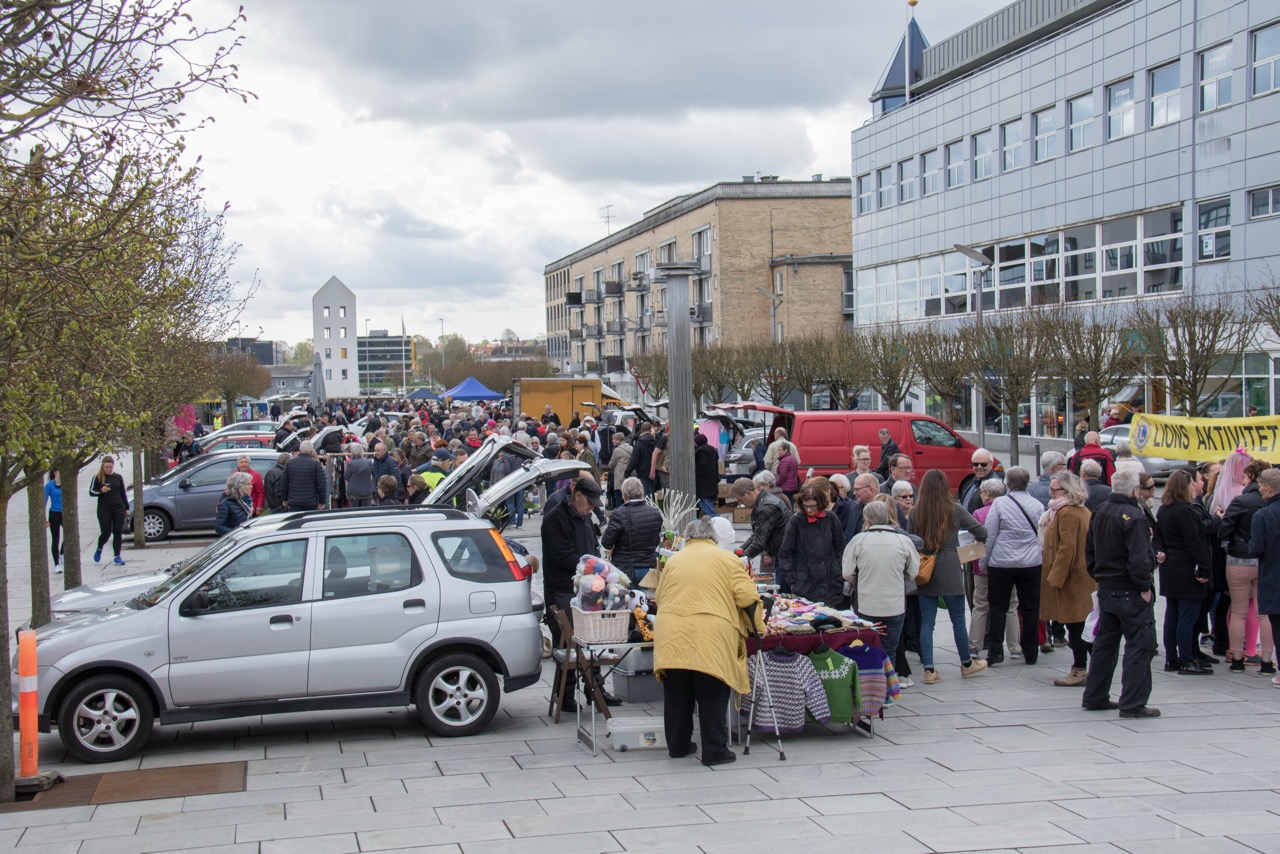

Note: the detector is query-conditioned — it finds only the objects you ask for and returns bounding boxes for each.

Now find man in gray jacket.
[344,444,375,507]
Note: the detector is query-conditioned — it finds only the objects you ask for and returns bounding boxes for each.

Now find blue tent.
[407,387,438,400]
[441,376,502,401]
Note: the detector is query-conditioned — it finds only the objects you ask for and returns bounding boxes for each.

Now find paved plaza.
[5,465,1280,853]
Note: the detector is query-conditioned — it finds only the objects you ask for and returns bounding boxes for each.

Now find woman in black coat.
[693,433,721,517]
[89,455,130,564]
[1156,470,1214,674]
[777,481,846,605]
[214,472,254,536]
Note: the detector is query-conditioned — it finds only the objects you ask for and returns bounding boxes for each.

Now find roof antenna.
[600,204,614,234]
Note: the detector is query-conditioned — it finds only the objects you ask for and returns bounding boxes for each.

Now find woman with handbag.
[1040,471,1096,686]
[983,467,1046,666]
[909,469,988,683]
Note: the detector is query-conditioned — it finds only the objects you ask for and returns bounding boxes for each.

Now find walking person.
[983,467,1045,666]
[1249,468,1280,687]
[45,469,63,573]
[1156,470,1215,675]
[89,455,129,565]
[1221,459,1275,673]
[909,469,988,682]
[1040,471,1096,686]
[1081,470,1160,718]
[694,433,721,517]
[841,500,918,672]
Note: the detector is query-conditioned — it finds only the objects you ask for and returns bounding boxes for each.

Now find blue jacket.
[44,480,62,514]
[214,493,251,535]
[1250,494,1280,614]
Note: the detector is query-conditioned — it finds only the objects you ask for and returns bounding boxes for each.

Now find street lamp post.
[754,287,784,343]
[439,318,445,374]
[363,318,371,395]
[954,243,992,448]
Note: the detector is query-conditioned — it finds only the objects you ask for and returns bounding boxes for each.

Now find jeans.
[986,564,1042,664]
[507,489,526,527]
[1083,589,1157,711]
[662,668,730,760]
[969,574,1019,656]
[697,497,719,517]
[1163,597,1202,663]
[862,612,906,667]
[918,594,972,669]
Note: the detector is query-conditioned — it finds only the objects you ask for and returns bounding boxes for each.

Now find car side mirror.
[178,478,193,489]
[180,589,211,617]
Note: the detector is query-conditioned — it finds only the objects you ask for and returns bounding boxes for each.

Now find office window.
[322,306,330,318]
[1197,198,1231,260]
[856,174,873,214]
[323,327,331,339]
[1107,78,1135,139]
[1251,184,1280,217]
[1033,108,1057,161]
[1069,95,1094,151]
[898,157,918,203]
[339,306,346,318]
[1256,23,1280,95]
[339,327,347,338]
[1150,62,1181,127]
[341,369,348,380]
[325,368,332,380]
[324,348,331,359]
[973,130,995,180]
[340,347,347,359]
[1200,44,1233,111]
[921,149,941,195]
[945,140,966,188]
[877,165,894,208]
[1001,119,1026,171]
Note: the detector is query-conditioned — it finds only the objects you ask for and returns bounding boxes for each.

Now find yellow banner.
[1130,413,1280,464]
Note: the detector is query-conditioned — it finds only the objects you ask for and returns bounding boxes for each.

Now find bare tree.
[746,340,793,406]
[785,336,827,409]
[967,307,1054,465]
[861,321,917,411]
[821,330,868,410]
[721,342,760,403]
[1043,303,1145,427]
[691,345,733,408]
[212,352,271,422]
[1134,289,1249,417]
[1250,268,1280,350]
[631,350,669,401]
[909,320,975,428]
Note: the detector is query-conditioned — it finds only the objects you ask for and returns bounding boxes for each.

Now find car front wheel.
[56,674,156,763]
[142,509,171,542]
[414,653,499,737]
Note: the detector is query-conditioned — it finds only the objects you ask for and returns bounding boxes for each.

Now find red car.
[168,434,276,468]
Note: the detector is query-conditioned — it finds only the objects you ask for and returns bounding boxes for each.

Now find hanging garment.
[746,648,831,734]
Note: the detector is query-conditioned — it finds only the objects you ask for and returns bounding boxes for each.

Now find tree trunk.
[26,475,51,629]
[132,447,146,549]
[59,458,82,590]
[0,491,17,802]
[224,396,237,424]
[1004,406,1022,466]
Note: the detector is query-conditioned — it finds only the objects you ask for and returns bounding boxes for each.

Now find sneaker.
[899,676,914,688]
[1262,662,1277,676]
[93,548,102,563]
[1272,676,1280,688]
[53,564,62,575]
[923,669,942,684]
[1040,642,1055,654]
[113,556,126,566]
[1230,658,1246,673]
[1246,654,1265,667]
[1163,660,1180,672]
[961,659,988,678]
[1119,706,1162,719]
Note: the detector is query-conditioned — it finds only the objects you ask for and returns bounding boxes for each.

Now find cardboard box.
[732,506,753,524]
[606,716,667,751]
[718,481,733,499]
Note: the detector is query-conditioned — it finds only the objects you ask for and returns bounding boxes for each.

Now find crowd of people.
[730,428,1280,718]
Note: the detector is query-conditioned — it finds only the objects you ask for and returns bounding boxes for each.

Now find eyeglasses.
[1049,487,1066,495]
[800,502,820,510]
[972,461,991,468]
[1139,482,1155,490]
[898,494,914,501]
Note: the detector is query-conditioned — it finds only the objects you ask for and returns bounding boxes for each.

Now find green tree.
[289,340,314,366]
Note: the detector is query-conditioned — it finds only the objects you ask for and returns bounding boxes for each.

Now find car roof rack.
[274,505,471,530]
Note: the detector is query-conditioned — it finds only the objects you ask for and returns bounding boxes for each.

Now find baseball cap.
[431,448,453,461]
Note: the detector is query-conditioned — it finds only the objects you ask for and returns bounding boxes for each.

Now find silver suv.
[19,503,548,763]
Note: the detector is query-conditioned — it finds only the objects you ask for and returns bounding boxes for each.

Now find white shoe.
[53,563,62,574]
[899,676,914,688]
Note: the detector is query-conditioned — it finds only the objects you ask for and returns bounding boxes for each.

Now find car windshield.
[133,535,241,607]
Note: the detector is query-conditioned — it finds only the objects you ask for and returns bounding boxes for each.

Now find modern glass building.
[851,0,1280,432]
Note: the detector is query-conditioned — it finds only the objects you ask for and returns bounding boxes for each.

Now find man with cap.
[416,448,455,495]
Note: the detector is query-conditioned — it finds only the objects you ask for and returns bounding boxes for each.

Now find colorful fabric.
[838,643,894,716]
[807,649,857,725]
[746,649,831,734]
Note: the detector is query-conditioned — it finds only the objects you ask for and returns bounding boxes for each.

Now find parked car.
[717,404,994,491]
[426,434,540,509]
[23,504,544,762]
[197,434,276,456]
[724,427,766,478]
[197,421,278,446]
[1066,423,1191,480]
[142,450,280,541]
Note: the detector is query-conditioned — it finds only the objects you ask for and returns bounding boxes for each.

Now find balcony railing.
[605,320,623,334]
[652,310,668,327]
[584,323,602,338]
[604,355,625,373]
[696,253,712,273]
[626,274,649,292]
[585,360,602,374]
[569,326,584,339]
[584,288,600,303]
[692,302,713,324]
[604,280,624,298]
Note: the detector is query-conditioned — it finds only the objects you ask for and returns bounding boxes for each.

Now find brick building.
[544,177,853,398]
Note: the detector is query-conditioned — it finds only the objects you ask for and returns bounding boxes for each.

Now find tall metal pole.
[659,262,699,528]
[439,318,445,373]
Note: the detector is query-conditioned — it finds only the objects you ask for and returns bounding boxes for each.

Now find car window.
[249,458,276,478]
[321,533,421,600]
[188,459,238,487]
[911,419,958,447]
[199,539,308,612]
[432,530,513,583]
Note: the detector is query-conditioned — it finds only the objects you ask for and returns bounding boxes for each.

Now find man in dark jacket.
[625,422,658,496]
[1251,469,1280,676]
[541,477,616,709]
[694,433,721,517]
[282,441,329,511]
[873,428,901,481]
[1080,459,1112,512]
[1082,470,1159,718]
[263,452,290,512]
[370,442,401,498]
[601,476,663,585]
[957,449,1000,513]
[730,476,789,565]
[274,419,296,450]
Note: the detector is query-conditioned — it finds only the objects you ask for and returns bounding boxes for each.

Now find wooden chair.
[547,606,618,723]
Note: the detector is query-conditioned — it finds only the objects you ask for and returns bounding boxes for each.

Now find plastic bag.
[1082,591,1101,643]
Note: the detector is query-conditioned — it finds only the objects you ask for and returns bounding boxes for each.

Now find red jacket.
[247,468,265,514]
[1071,444,1116,486]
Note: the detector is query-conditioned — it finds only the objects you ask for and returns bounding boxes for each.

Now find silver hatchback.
[18,505,545,763]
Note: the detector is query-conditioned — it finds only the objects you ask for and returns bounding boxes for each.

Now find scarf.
[805,511,827,523]
[1044,495,1071,527]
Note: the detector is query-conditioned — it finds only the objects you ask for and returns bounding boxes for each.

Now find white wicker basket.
[572,605,631,645]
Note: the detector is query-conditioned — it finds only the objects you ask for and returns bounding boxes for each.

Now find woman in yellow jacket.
[655,517,764,766]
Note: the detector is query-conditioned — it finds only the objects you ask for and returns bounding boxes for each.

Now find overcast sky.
[190,0,1011,348]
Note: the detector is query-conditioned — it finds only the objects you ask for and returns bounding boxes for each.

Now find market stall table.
[572,638,655,756]
[747,627,881,655]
